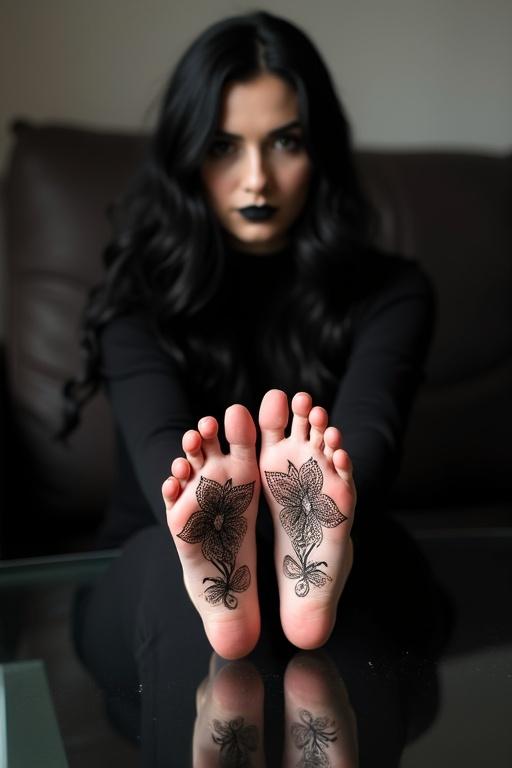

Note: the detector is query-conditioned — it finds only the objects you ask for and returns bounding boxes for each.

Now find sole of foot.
[283,651,358,767]
[259,390,356,650]
[163,404,261,660]
[194,654,265,768]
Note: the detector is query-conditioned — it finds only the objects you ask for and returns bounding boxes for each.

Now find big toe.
[225,404,257,462]
[258,389,289,448]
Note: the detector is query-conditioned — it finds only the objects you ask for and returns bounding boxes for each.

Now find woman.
[66,11,434,665]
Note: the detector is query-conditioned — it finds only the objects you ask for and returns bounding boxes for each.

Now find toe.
[259,389,289,448]
[225,404,257,462]
[290,392,313,441]
[182,429,204,471]
[308,406,328,449]
[333,449,355,488]
[198,416,222,458]
[171,456,191,487]
[162,475,181,508]
[323,426,342,461]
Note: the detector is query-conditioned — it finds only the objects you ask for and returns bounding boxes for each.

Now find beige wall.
[1,0,511,335]
[1,0,511,168]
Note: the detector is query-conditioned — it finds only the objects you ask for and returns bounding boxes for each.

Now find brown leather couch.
[2,121,511,557]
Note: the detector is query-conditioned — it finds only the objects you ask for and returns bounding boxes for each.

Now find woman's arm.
[330,257,435,511]
[99,311,194,524]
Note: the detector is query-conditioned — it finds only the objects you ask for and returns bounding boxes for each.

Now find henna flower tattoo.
[283,551,332,597]
[203,565,251,610]
[265,459,345,549]
[265,459,346,597]
[178,477,254,610]
[178,477,253,563]
[291,709,337,767]
[212,716,258,767]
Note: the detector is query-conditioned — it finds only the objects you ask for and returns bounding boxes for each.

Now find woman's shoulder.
[99,307,154,347]
[342,247,436,336]
[98,308,172,376]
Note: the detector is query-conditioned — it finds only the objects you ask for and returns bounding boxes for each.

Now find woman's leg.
[72,525,212,757]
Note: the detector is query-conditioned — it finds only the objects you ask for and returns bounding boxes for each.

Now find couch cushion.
[356,151,512,505]
[4,122,145,531]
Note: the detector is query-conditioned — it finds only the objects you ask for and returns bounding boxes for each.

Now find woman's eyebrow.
[214,120,302,140]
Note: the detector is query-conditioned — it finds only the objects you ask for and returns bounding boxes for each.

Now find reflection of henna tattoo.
[265,458,346,597]
[212,717,258,767]
[291,709,337,766]
[178,477,254,609]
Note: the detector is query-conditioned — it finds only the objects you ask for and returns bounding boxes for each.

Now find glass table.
[0,514,511,767]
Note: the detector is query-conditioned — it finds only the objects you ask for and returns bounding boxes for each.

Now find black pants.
[72,518,450,766]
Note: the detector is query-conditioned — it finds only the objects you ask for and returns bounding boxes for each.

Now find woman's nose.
[243,147,270,195]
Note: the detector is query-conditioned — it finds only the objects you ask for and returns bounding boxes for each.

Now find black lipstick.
[238,205,277,222]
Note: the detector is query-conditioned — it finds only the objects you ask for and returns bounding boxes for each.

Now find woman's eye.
[274,134,302,151]
[207,139,235,159]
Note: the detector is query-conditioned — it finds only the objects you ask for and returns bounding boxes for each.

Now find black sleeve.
[99,259,433,526]
[329,258,435,511]
[99,311,195,525]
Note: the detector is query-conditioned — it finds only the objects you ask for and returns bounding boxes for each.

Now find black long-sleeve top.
[96,246,434,547]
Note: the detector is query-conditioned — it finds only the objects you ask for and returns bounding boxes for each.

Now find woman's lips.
[238,205,277,222]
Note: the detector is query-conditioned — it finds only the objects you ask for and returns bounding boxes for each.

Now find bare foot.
[259,390,356,650]
[193,654,265,768]
[163,404,260,660]
[283,652,358,767]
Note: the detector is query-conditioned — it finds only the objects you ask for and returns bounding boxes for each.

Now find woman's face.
[201,73,312,254]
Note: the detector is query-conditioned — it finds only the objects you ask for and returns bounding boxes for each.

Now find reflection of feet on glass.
[283,651,358,768]
[193,653,266,767]
[259,390,355,650]
[163,405,261,660]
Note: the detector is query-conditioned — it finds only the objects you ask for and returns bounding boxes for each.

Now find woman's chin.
[225,230,289,255]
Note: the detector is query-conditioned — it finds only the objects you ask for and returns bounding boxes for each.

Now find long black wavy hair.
[61,10,375,436]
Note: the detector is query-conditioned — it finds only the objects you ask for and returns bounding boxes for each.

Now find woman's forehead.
[217,74,300,135]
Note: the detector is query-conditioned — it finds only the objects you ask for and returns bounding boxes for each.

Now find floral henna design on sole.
[265,458,347,597]
[291,709,338,766]
[178,476,254,610]
[211,717,259,766]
